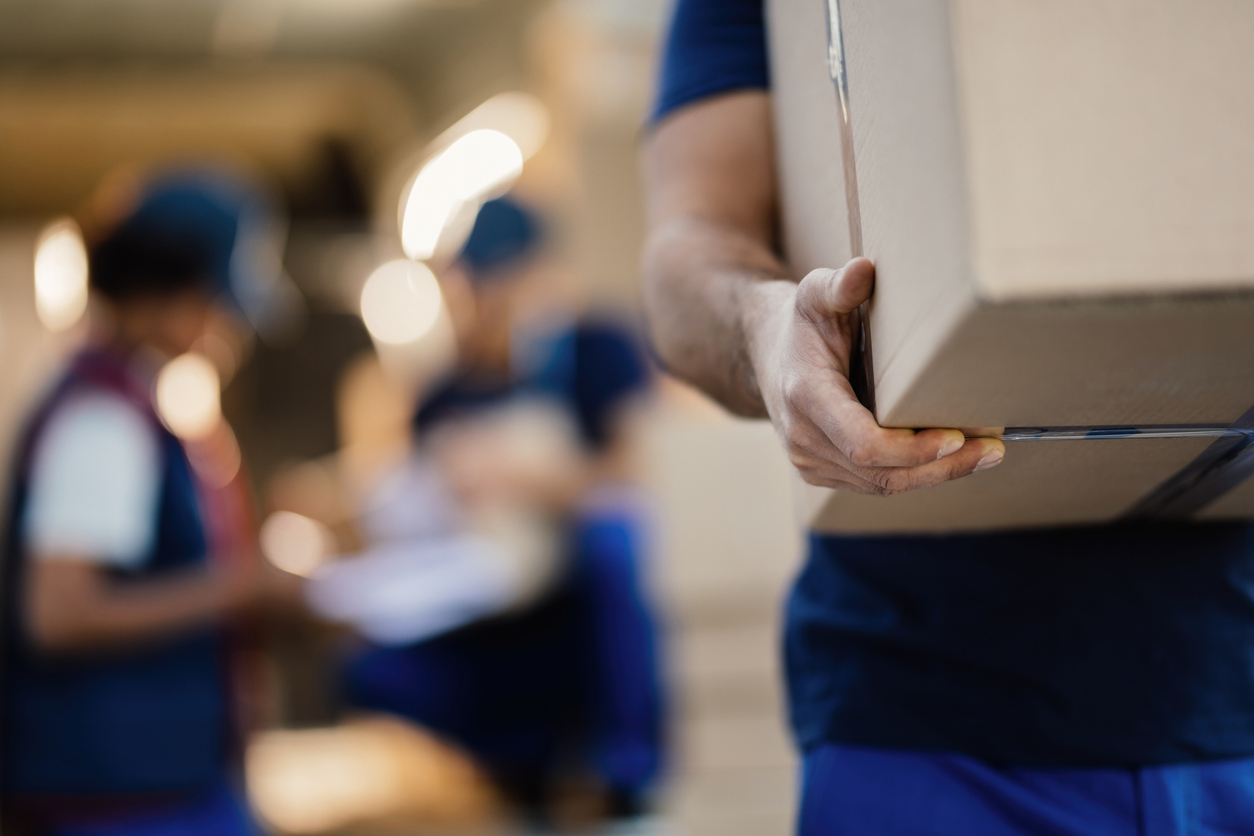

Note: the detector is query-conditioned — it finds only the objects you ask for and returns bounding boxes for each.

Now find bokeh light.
[400,129,523,261]
[359,260,443,345]
[154,352,222,440]
[247,718,499,835]
[33,218,90,333]
[248,724,402,834]
[429,91,550,163]
[260,511,335,577]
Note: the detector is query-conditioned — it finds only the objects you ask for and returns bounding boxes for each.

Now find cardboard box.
[767,0,1254,533]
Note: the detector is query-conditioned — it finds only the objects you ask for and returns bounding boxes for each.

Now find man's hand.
[644,92,1003,497]
[747,258,1003,494]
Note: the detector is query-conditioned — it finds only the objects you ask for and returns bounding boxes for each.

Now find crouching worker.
[1,170,300,836]
[339,197,667,829]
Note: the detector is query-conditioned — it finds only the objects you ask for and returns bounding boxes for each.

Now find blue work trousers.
[801,744,1254,835]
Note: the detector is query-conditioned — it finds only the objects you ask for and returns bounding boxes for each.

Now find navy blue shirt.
[654,0,1254,767]
[416,319,650,453]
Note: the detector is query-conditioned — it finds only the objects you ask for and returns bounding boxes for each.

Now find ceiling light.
[399,129,522,261]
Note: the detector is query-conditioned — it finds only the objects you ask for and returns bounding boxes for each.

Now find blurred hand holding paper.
[305,528,545,646]
[307,400,579,645]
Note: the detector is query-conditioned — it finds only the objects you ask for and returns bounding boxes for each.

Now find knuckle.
[880,473,910,496]
[799,267,839,292]
[851,474,897,497]
[780,374,808,411]
[798,469,827,487]
[794,270,835,313]
[845,440,879,469]
[781,425,811,457]
[869,468,915,497]
[786,438,821,468]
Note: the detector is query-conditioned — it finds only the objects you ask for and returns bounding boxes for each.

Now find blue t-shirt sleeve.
[651,0,769,124]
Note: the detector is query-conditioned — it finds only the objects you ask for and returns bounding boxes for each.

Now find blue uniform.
[1,348,253,835]
[653,2,1254,831]
[346,320,665,813]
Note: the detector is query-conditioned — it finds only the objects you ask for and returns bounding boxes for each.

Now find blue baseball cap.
[89,167,299,339]
[456,195,545,283]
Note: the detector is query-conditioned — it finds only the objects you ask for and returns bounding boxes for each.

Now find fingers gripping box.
[768,0,1254,533]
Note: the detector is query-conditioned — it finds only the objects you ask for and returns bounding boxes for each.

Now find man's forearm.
[643,215,795,418]
[27,559,253,653]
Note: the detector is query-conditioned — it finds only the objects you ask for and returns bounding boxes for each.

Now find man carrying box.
[643,0,1254,833]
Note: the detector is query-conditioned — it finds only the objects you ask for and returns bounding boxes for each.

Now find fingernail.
[936,438,964,459]
[974,451,1004,472]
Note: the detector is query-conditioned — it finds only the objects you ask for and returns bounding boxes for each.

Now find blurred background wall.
[0,1,803,832]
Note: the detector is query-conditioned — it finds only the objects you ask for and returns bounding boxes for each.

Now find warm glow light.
[429,92,550,163]
[155,353,222,440]
[400,130,523,261]
[34,219,89,332]
[260,511,335,577]
[360,260,444,345]
[248,725,403,834]
[247,718,499,835]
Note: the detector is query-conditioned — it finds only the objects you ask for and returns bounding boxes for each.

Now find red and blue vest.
[2,347,230,801]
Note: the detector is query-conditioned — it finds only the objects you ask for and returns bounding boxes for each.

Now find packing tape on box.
[1125,412,1254,519]
[825,0,862,259]
[1000,425,1248,442]
[825,0,877,416]
[823,0,1254,519]
[1001,415,1254,518]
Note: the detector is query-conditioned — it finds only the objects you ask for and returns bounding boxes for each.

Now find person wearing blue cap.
[343,196,668,830]
[1,169,301,836]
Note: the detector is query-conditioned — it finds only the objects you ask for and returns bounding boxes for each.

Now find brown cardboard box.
[768,0,1254,533]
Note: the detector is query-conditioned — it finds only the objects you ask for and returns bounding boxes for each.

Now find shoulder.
[35,390,159,466]
[25,390,165,567]
[653,0,769,124]
[30,389,164,511]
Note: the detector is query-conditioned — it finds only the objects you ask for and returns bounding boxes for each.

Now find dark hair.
[86,172,244,302]
[88,220,216,301]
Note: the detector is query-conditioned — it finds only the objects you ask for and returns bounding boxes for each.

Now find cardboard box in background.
[767,0,1254,533]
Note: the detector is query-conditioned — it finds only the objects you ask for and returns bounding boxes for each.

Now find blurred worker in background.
[1,169,301,836]
[331,197,668,831]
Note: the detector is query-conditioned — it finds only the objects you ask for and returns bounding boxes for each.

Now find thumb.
[797,257,875,319]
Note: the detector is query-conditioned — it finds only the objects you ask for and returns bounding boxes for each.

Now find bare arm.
[26,556,299,654]
[642,92,1003,494]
